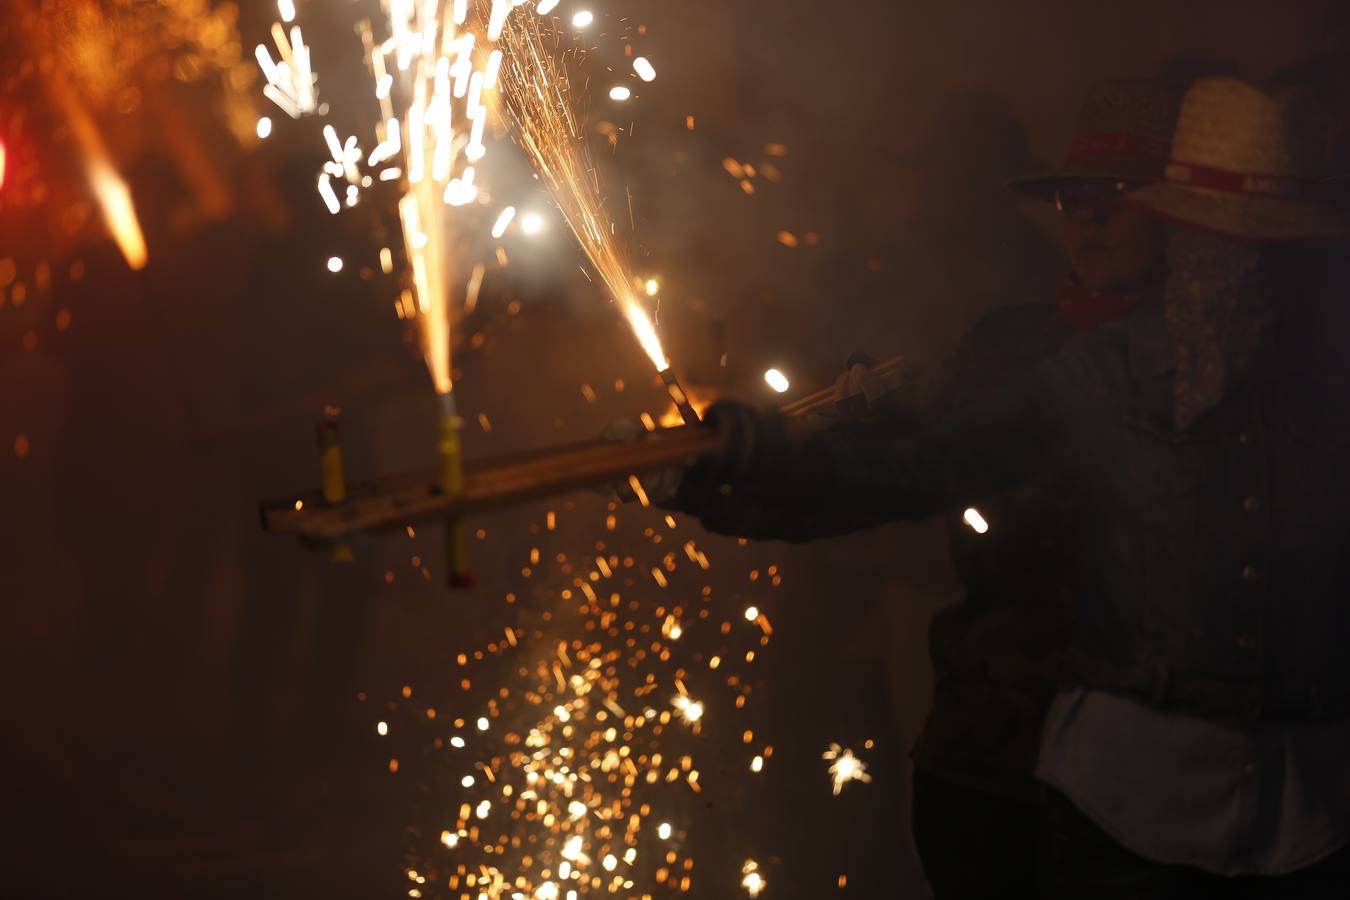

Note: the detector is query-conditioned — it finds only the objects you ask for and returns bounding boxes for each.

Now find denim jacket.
[685,301,1350,726]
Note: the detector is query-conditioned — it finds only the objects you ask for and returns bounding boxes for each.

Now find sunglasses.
[1053,179,1149,215]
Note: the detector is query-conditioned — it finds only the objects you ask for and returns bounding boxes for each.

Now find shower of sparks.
[379,499,782,897]
[495,11,671,372]
[823,744,872,795]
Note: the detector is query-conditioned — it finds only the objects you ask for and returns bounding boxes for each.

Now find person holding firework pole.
[835,79,1181,900]
[670,76,1350,898]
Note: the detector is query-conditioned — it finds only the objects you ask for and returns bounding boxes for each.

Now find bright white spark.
[277,0,296,22]
[256,25,317,118]
[823,743,873,795]
[326,256,344,273]
[537,0,560,14]
[377,720,388,736]
[742,860,766,898]
[963,507,990,534]
[460,775,475,788]
[657,822,672,840]
[644,278,659,296]
[673,695,704,724]
[256,116,273,139]
[521,213,544,235]
[477,716,490,731]
[608,85,632,102]
[317,173,340,214]
[572,10,594,27]
[561,835,586,862]
[492,206,517,238]
[633,57,656,82]
[744,606,760,622]
[764,368,790,393]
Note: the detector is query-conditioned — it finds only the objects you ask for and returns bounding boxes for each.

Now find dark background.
[2,1,1346,896]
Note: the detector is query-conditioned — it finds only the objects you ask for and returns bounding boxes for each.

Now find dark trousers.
[912,768,1042,900]
[1040,787,1350,900]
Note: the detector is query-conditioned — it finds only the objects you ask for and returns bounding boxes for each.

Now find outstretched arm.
[674,363,1061,541]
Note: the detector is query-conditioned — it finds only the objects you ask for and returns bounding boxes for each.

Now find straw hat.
[1007,79,1183,200]
[1123,76,1350,240]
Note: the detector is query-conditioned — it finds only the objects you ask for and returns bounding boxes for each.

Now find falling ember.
[763,369,790,393]
[572,10,594,28]
[742,860,766,897]
[823,744,873,795]
[256,116,273,139]
[326,256,344,273]
[963,507,990,534]
[608,85,632,101]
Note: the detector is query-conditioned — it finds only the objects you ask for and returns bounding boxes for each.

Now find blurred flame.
[87,154,148,271]
[657,385,715,428]
[624,303,669,371]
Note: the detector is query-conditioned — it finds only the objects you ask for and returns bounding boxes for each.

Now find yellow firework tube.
[438,392,473,589]
[315,418,354,562]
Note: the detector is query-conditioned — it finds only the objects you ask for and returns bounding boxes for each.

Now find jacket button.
[1241,565,1261,582]
[1242,496,1261,513]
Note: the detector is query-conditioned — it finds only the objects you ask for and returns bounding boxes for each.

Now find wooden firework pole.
[438,390,474,589]
[263,356,908,558]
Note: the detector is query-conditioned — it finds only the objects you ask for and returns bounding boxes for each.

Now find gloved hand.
[601,417,685,506]
[696,401,790,484]
[830,351,919,426]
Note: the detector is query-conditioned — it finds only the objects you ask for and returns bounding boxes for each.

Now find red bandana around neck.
[1056,277,1143,332]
